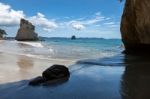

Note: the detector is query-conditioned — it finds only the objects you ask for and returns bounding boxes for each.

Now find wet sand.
[0,48,150,99]
[0,52,74,84]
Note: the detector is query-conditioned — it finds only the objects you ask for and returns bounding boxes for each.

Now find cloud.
[0,2,119,36]
[84,13,106,25]
[67,12,108,31]
[0,3,25,26]
[70,21,85,30]
[0,3,58,32]
[103,22,115,25]
[28,13,58,32]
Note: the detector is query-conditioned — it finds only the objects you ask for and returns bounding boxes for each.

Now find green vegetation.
[0,29,7,39]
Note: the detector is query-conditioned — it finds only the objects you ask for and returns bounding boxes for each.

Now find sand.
[0,52,74,84]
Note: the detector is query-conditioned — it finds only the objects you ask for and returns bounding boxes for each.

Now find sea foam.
[17,41,44,48]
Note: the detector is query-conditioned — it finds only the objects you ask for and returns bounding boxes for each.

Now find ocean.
[0,38,123,61]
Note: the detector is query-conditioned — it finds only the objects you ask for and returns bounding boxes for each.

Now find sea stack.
[71,35,76,40]
[121,0,150,54]
[15,19,38,41]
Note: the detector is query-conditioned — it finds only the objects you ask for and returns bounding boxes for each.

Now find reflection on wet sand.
[0,54,150,99]
[121,55,150,99]
[17,56,34,70]
[17,56,34,79]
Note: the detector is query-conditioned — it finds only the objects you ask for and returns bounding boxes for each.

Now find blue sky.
[0,0,125,38]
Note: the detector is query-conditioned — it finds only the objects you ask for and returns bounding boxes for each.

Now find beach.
[0,52,74,84]
[0,52,124,99]
[0,39,150,99]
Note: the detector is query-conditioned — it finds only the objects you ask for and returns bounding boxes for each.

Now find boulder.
[42,64,70,80]
[29,64,70,86]
[121,0,150,54]
[15,19,38,41]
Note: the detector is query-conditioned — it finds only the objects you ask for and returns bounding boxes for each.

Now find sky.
[0,0,125,38]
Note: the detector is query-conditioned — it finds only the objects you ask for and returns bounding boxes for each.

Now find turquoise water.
[0,38,123,60]
[43,38,123,60]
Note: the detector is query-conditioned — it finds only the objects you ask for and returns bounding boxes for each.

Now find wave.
[76,54,125,66]
[15,41,44,48]
[0,39,122,62]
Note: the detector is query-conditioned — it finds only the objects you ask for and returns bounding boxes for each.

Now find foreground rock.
[15,19,38,41]
[29,64,70,86]
[121,0,150,54]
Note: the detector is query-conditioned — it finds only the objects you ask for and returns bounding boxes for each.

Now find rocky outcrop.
[15,19,38,41]
[0,29,6,39]
[71,35,76,40]
[29,64,70,86]
[121,0,150,54]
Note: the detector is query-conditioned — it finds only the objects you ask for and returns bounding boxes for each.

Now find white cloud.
[0,3,58,32]
[67,12,108,31]
[0,2,120,37]
[70,21,85,30]
[104,22,115,25]
[28,13,58,32]
[84,12,106,25]
[0,3,25,26]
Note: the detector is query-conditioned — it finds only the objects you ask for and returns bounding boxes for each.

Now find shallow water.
[0,38,122,60]
[0,54,150,99]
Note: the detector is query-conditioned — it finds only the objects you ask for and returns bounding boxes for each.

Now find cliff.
[15,19,38,41]
[121,0,150,54]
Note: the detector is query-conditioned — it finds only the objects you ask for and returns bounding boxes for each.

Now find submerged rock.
[29,64,70,86]
[15,19,38,41]
[121,0,150,54]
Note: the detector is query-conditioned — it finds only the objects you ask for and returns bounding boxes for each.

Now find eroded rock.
[121,0,150,54]
[15,19,38,41]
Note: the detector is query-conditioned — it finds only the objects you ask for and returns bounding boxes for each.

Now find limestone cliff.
[15,19,38,41]
[121,0,150,54]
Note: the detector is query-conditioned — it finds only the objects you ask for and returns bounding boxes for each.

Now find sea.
[0,37,123,61]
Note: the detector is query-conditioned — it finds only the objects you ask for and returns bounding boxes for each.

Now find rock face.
[121,0,150,54]
[29,64,70,86]
[15,19,38,41]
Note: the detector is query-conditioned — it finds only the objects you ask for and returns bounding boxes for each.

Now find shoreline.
[0,52,75,84]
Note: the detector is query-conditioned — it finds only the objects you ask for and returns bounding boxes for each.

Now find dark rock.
[121,0,150,54]
[42,76,69,86]
[29,64,70,86]
[71,35,76,40]
[42,64,70,80]
[29,76,46,86]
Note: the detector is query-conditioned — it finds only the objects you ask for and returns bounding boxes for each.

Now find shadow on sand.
[0,54,150,99]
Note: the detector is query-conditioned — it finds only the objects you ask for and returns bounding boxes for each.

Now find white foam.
[17,41,44,48]
[49,48,54,52]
